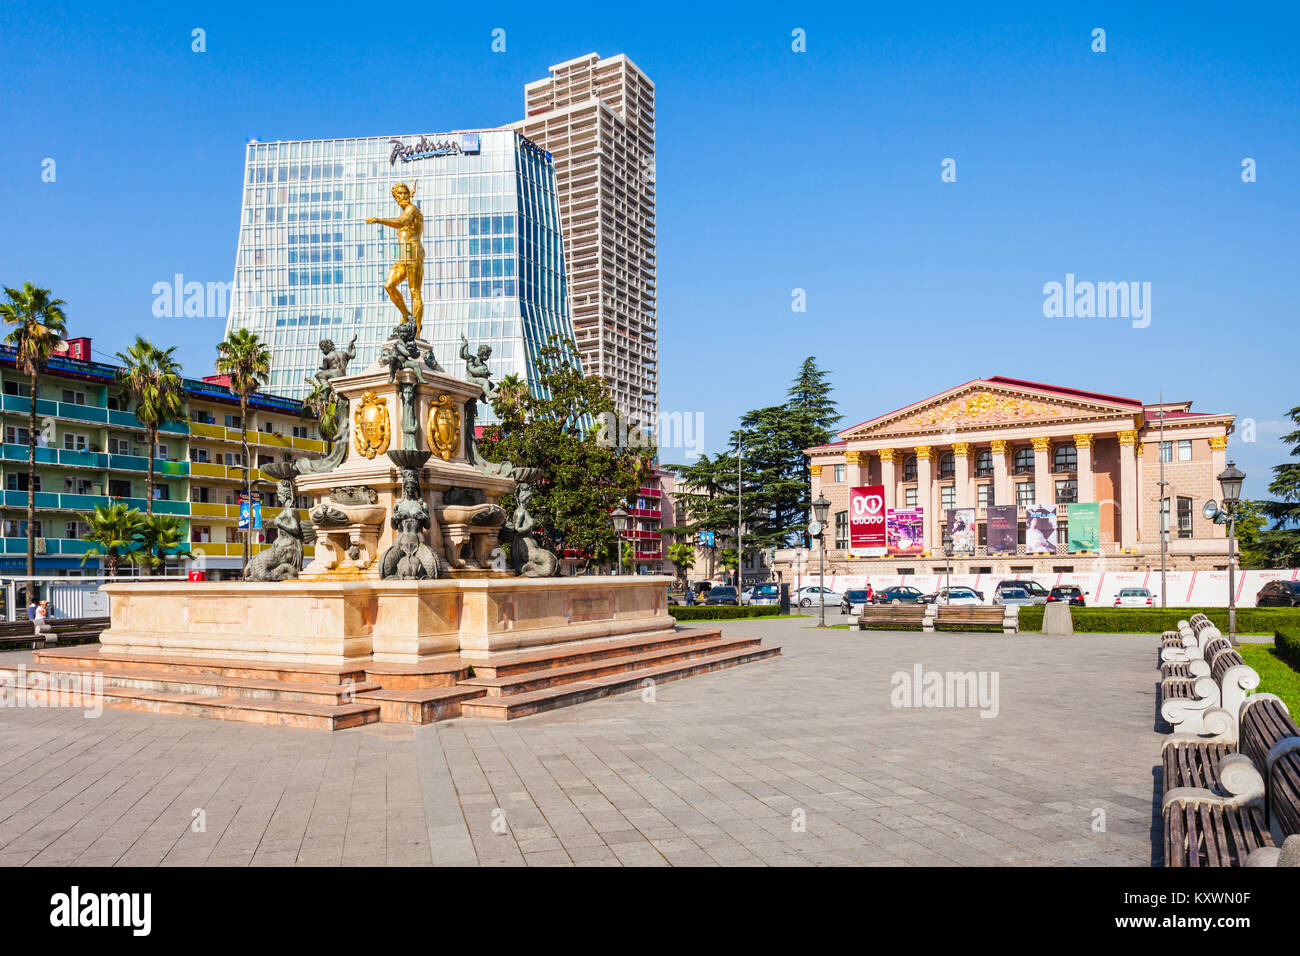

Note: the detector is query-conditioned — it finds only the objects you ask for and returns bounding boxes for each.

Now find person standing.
[34,599,52,642]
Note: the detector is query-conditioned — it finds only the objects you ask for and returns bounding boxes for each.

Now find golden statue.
[366,181,425,337]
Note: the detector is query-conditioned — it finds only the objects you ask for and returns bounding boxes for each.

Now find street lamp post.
[812,493,830,628]
[611,505,630,577]
[1217,461,1245,645]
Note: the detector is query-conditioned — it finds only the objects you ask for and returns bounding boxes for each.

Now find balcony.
[0,489,189,517]
[189,421,324,454]
[1,536,94,556]
[0,394,186,433]
[1,443,190,476]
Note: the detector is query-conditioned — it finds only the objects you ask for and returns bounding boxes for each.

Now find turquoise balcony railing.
[0,489,189,517]
[1,394,187,434]
[1,443,189,476]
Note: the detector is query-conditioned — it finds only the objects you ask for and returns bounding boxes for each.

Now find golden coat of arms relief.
[904,391,1067,430]
[353,391,391,459]
[426,394,461,462]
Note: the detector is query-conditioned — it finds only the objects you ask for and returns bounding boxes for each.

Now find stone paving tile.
[0,618,1164,866]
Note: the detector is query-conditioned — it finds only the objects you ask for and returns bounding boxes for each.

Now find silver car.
[993,587,1036,607]
[795,585,843,608]
[743,583,782,606]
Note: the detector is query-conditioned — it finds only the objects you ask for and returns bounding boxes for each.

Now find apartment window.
[977,483,993,509]
[904,487,918,508]
[975,449,994,477]
[64,477,92,495]
[258,454,274,467]
[3,381,31,397]
[1013,447,1035,475]
[190,447,210,463]
[63,432,89,451]
[937,453,955,480]
[193,486,213,503]
[1015,482,1036,506]
[223,452,245,467]
[902,455,918,482]
[6,473,42,492]
[153,485,170,501]
[262,421,275,433]
[834,511,848,549]
[225,414,242,429]
[108,437,131,455]
[1177,496,1193,538]
[65,520,88,539]
[5,426,31,445]
[833,464,845,483]
[226,527,240,543]
[108,479,131,498]
[191,526,211,543]
[106,394,124,411]
[1055,479,1078,503]
[292,425,308,439]
[61,389,87,405]
[1053,444,1077,473]
[940,485,956,511]
[154,443,169,460]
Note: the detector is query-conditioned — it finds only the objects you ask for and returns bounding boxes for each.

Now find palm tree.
[115,336,186,516]
[80,502,145,578]
[135,513,192,576]
[300,377,339,449]
[0,283,68,580]
[668,540,696,589]
[214,329,271,571]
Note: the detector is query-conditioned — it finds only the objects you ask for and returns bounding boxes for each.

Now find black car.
[705,586,739,606]
[993,579,1050,605]
[876,585,926,605]
[1048,585,1086,607]
[1257,580,1300,607]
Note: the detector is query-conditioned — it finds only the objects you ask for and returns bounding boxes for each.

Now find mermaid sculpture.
[243,478,309,581]
[379,461,441,580]
[503,482,558,578]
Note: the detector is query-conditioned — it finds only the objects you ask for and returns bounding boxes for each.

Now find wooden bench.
[0,616,110,651]
[925,604,1018,634]
[856,605,928,630]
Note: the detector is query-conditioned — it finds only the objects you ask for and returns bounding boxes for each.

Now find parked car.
[930,586,983,606]
[876,585,926,605]
[1256,580,1300,607]
[705,586,739,606]
[794,585,843,608]
[1048,585,1086,607]
[1114,587,1154,607]
[993,580,1050,605]
[840,589,872,615]
[993,587,1036,607]
[744,582,782,606]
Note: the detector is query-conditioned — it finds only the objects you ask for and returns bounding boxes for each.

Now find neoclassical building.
[796,377,1236,576]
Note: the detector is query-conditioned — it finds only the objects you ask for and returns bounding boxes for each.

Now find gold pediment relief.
[865,389,1091,437]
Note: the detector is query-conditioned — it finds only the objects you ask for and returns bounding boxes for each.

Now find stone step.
[470,626,723,679]
[32,644,369,686]
[363,656,469,690]
[19,683,380,731]
[460,636,764,697]
[355,686,487,724]
[459,645,782,720]
[2,662,381,706]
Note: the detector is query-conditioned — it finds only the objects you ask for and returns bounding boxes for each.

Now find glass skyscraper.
[225,129,576,405]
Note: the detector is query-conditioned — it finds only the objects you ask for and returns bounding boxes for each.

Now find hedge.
[1275,626,1300,670]
[668,605,783,621]
[1017,606,1300,635]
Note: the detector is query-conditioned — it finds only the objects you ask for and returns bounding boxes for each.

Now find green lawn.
[1240,642,1300,717]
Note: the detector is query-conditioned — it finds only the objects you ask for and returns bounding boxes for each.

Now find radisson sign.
[389,132,481,165]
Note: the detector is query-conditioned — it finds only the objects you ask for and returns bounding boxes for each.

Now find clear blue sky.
[2,1,1297,497]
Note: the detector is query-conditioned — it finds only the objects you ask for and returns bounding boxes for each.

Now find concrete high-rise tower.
[513,52,658,429]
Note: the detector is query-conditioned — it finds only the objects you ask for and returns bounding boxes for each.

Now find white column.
[879,449,897,511]
[1074,433,1094,503]
[915,446,934,554]
[991,440,1010,507]
[1118,430,1138,550]
[1032,436,1051,503]
[953,442,973,509]
[847,450,865,487]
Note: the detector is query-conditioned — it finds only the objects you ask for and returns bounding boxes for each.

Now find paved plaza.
[0,617,1164,866]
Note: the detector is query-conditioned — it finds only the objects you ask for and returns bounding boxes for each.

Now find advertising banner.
[849,485,887,556]
[945,508,976,555]
[1067,501,1102,553]
[1025,504,1057,554]
[986,505,1018,554]
[237,492,262,532]
[886,507,925,555]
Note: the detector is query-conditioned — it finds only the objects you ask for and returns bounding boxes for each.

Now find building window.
[155,443,169,460]
[1013,447,1034,475]
[1053,444,1077,473]
[902,455,918,482]
[153,485,170,501]
[938,453,955,479]
[192,526,211,543]
[5,425,31,446]
[977,483,993,509]
[1177,496,1193,538]
[190,447,210,463]
[65,477,92,495]
[975,449,993,477]
[225,414,242,429]
[904,487,918,508]
[1055,478,1078,503]
[63,432,89,451]
[940,485,956,512]
[833,464,845,484]
[1178,440,1192,461]
[4,381,32,398]
[108,479,131,497]
[109,437,131,455]
[61,388,87,405]
[834,511,848,549]
[1015,482,1036,506]
[6,473,41,492]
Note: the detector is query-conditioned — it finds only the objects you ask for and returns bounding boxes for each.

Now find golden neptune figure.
[366,181,425,337]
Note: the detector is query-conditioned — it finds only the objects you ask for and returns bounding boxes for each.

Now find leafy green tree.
[300,378,340,448]
[135,514,193,575]
[667,540,695,588]
[115,336,186,516]
[80,502,146,577]
[1240,405,1300,567]
[481,335,646,571]
[1,283,68,579]
[215,329,271,571]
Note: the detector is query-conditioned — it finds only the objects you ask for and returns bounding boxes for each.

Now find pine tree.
[1243,405,1300,566]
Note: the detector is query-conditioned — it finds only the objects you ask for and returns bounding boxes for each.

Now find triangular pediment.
[841,380,1140,440]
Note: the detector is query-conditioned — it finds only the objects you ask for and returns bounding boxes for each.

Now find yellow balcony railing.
[187,421,325,455]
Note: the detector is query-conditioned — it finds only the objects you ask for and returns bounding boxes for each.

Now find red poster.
[849,485,887,556]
